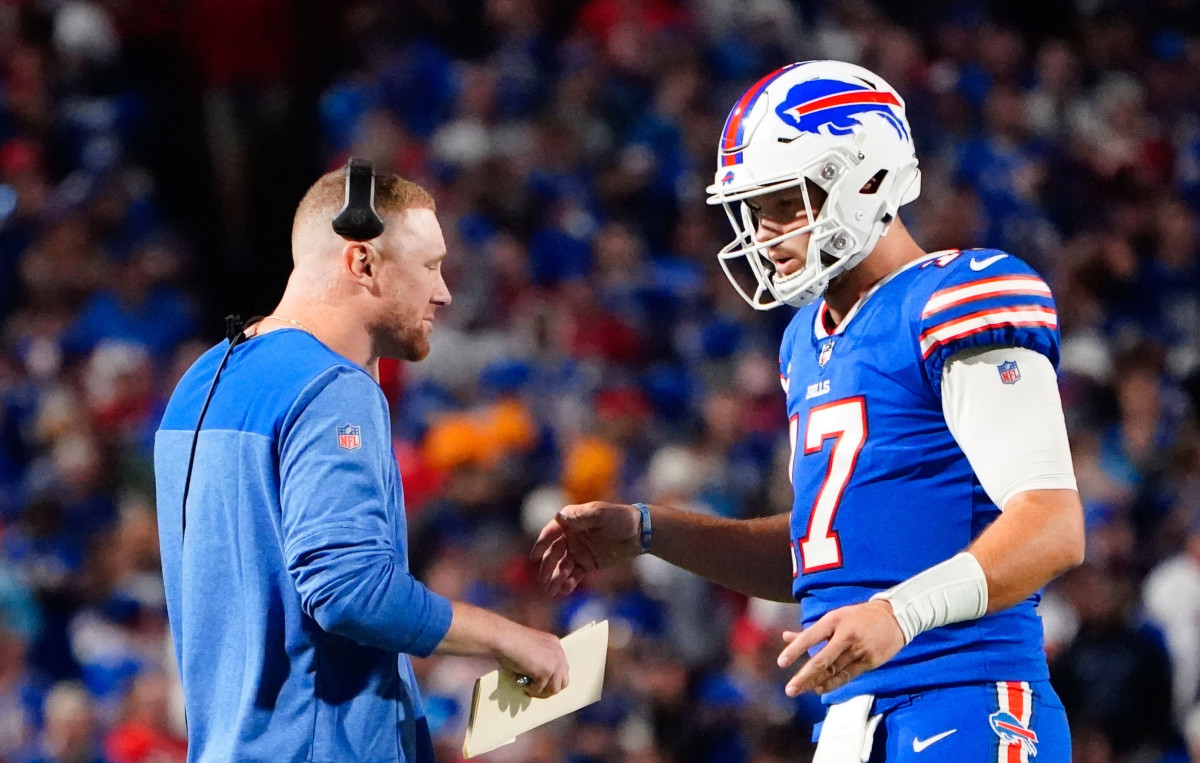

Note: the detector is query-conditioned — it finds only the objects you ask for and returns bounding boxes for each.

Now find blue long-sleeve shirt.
[154,329,453,763]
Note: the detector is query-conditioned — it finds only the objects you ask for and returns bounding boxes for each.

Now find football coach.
[154,162,568,762]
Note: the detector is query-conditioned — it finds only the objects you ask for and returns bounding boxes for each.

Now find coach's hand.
[494,623,570,699]
[531,502,642,596]
[776,599,905,696]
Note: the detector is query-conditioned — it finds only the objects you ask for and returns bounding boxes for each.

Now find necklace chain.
[260,315,314,335]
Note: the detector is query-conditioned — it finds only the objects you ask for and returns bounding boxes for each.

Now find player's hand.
[493,624,570,699]
[531,501,642,596]
[776,599,905,696]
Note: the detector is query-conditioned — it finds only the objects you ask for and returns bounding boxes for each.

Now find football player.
[533,60,1083,762]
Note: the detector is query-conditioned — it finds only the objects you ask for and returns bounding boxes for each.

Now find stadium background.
[1,0,1199,761]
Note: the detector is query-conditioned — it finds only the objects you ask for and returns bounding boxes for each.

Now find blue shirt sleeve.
[278,366,452,656]
[916,251,1061,396]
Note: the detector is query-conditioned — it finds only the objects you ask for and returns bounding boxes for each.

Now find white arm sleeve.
[941,346,1077,509]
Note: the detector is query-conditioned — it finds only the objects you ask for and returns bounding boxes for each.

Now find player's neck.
[824,221,926,326]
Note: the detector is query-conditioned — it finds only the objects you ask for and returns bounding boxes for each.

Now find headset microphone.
[331,158,385,241]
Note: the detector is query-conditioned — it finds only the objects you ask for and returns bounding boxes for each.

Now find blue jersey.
[155,329,452,763]
[780,249,1060,704]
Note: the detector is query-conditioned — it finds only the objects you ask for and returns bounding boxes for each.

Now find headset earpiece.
[332,158,385,241]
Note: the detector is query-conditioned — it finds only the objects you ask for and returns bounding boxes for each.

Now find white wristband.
[870,552,989,644]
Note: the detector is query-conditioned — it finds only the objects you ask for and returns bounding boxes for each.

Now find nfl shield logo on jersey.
[818,340,835,367]
[337,424,361,451]
[997,360,1021,384]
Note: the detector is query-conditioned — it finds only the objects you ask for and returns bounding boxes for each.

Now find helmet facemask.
[706,61,922,311]
[715,136,919,310]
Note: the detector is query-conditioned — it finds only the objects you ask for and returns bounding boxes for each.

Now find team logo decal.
[775,79,908,140]
[721,170,735,185]
[989,711,1038,757]
[818,340,835,367]
[997,360,1021,385]
[337,424,362,451]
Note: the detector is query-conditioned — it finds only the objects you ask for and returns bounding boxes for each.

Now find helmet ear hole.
[860,169,888,195]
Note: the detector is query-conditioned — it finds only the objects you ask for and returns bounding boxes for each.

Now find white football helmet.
[706,60,922,310]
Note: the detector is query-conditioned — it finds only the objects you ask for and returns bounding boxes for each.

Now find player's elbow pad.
[871,552,989,644]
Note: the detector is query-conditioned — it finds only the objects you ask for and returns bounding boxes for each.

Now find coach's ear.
[344,241,379,286]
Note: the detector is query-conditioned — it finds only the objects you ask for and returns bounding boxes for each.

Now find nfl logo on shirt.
[337,423,361,450]
[997,360,1021,385]
[818,340,835,367]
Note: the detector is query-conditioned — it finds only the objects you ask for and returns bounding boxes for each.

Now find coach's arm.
[281,369,569,697]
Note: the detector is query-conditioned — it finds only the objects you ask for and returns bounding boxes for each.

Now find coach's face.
[371,207,451,362]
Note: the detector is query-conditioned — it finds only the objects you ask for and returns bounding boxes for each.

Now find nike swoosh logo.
[913,729,957,752]
[969,254,1008,271]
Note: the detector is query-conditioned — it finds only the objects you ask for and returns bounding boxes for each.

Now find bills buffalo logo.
[337,424,361,451]
[997,360,1021,384]
[775,79,909,141]
[989,711,1038,756]
[721,170,735,185]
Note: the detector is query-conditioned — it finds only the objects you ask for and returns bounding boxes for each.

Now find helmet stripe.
[780,90,902,120]
[720,63,801,166]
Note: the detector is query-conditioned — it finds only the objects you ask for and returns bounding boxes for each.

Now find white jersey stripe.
[1018,681,1032,763]
[923,277,1052,318]
[996,682,1009,763]
[920,307,1058,357]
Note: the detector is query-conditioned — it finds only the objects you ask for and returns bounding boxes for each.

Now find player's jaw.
[750,184,825,281]
[754,218,811,280]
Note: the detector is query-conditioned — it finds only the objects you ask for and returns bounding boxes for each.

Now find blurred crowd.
[1,0,1199,761]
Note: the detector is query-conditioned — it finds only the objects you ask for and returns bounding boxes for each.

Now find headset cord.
[180,315,260,539]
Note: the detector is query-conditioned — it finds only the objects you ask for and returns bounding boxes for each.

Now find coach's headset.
[180,159,384,537]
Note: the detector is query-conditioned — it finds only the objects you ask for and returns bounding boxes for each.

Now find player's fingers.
[811,663,857,695]
[556,565,586,596]
[535,533,560,573]
[531,522,564,563]
[777,616,836,669]
[555,504,606,530]
[565,533,602,573]
[549,554,580,597]
[785,634,850,697]
[568,563,587,585]
[548,547,574,588]
[536,535,567,585]
[809,647,867,693]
